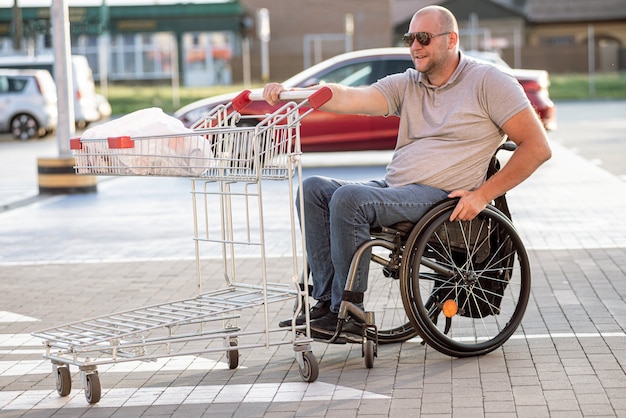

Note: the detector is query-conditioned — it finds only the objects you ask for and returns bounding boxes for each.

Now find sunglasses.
[402,31,451,47]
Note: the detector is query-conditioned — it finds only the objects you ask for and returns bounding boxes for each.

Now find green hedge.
[548,73,626,100]
[102,84,262,115]
[102,73,626,115]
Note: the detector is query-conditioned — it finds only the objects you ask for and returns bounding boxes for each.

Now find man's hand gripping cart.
[31,87,333,404]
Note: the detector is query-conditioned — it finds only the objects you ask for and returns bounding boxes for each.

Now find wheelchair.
[318,142,531,366]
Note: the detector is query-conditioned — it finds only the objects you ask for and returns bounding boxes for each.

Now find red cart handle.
[232,86,333,112]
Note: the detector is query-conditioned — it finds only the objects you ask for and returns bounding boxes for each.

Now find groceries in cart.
[69,100,301,179]
[73,107,214,176]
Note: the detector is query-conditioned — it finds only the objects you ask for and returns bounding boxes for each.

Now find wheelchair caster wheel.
[363,339,376,369]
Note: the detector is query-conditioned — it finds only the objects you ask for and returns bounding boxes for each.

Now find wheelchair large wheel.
[400,200,531,357]
[363,241,418,344]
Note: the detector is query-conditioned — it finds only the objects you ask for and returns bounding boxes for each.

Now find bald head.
[412,5,459,34]
[406,5,460,86]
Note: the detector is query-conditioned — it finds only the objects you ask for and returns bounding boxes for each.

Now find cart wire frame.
[32,87,333,403]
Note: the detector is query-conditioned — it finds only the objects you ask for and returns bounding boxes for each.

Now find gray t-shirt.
[373,52,530,191]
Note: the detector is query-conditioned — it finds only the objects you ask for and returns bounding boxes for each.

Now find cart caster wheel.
[227,340,239,370]
[363,340,376,369]
[84,372,101,404]
[299,351,319,382]
[55,365,71,397]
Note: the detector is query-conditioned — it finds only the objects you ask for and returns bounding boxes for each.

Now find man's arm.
[262,82,389,116]
[448,107,552,221]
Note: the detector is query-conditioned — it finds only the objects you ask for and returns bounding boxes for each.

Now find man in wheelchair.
[263,5,551,341]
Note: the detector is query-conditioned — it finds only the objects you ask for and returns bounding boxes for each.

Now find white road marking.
[0,311,39,322]
[0,356,235,377]
[0,382,388,410]
[0,333,42,346]
[513,331,626,339]
[406,331,626,343]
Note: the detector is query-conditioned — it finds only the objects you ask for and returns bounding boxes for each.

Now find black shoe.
[279,300,330,327]
[309,311,364,344]
[342,318,366,338]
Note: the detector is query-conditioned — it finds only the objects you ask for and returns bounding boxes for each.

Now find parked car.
[96,93,112,120]
[0,69,58,140]
[0,54,107,128]
[175,48,556,152]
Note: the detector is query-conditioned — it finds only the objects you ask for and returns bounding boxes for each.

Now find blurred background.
[1,0,624,111]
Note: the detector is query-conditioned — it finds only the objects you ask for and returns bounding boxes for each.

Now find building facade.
[394,0,626,72]
[0,1,245,86]
[0,0,393,86]
[1,0,624,88]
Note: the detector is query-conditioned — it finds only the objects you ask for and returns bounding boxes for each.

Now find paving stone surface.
[0,112,625,417]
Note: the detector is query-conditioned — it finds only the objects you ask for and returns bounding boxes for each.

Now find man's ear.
[448,32,459,50]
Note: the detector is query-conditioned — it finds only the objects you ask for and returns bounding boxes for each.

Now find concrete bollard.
[37,157,97,194]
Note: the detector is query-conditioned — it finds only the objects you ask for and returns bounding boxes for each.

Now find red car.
[175,48,556,152]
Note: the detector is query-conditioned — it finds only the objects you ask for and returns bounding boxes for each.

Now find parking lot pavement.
[0,140,625,417]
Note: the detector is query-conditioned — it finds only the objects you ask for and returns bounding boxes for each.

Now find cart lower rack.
[32,283,316,404]
[32,88,333,404]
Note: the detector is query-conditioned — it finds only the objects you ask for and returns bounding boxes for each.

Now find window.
[318,62,374,87]
[0,76,27,94]
[8,77,27,92]
[381,59,413,77]
[0,76,8,93]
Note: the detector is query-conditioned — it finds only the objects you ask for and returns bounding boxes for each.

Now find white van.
[0,54,106,128]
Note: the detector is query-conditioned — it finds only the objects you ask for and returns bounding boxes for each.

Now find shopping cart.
[32,87,333,404]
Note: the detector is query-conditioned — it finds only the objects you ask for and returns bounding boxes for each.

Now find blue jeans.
[296,175,449,313]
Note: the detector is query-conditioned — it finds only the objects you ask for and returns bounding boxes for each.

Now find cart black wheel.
[84,372,101,404]
[363,340,376,369]
[55,365,71,397]
[227,340,239,370]
[299,351,319,382]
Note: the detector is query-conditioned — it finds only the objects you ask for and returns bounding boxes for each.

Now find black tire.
[43,128,55,138]
[84,372,101,404]
[227,339,239,370]
[11,113,39,140]
[363,339,376,369]
[298,351,319,382]
[55,365,71,397]
[400,200,531,357]
[362,240,419,344]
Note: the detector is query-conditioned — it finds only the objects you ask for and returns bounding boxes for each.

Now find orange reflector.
[442,299,458,318]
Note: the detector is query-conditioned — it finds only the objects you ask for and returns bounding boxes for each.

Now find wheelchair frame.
[322,143,531,365]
